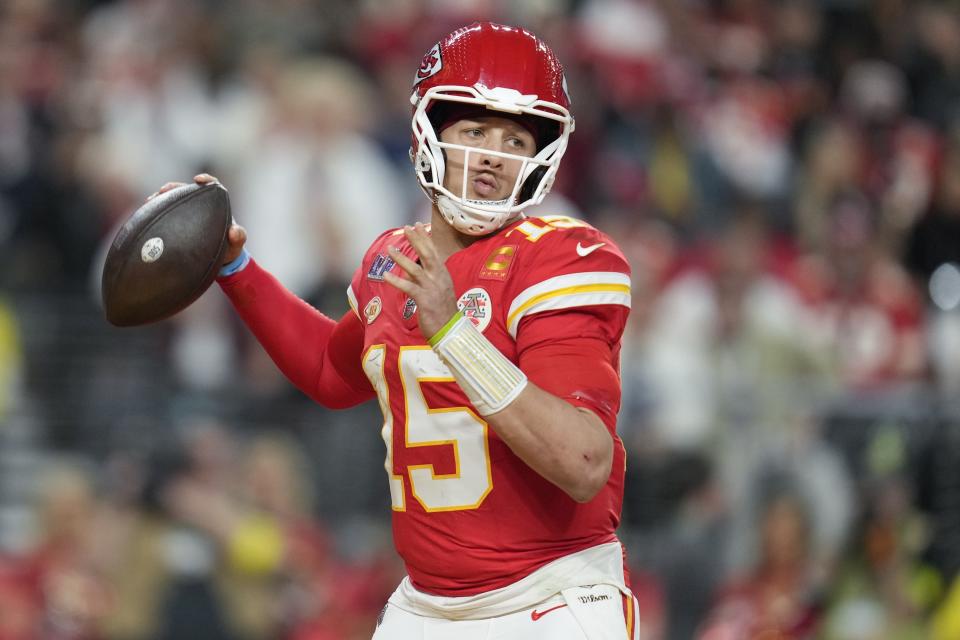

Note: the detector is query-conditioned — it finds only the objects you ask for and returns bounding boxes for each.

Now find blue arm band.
[218,248,250,277]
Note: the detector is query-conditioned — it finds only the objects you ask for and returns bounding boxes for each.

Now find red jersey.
[346,215,632,596]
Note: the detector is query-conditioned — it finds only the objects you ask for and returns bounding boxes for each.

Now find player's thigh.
[490,597,589,639]
[370,601,584,640]
[371,604,422,639]
[372,605,490,640]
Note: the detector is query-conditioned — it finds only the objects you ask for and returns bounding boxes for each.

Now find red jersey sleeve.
[218,259,374,408]
[517,309,627,432]
[508,218,632,431]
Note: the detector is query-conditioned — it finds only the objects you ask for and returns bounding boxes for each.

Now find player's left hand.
[383,223,459,339]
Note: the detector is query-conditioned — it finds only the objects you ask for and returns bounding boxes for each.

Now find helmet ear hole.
[416,150,431,173]
[416,148,446,185]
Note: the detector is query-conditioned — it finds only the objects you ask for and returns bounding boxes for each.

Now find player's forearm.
[486,384,614,503]
[217,260,349,406]
[429,313,614,501]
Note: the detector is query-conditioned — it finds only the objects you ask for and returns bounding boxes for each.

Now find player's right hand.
[147,173,247,265]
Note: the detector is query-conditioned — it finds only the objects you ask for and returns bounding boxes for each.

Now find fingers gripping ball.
[101,182,231,326]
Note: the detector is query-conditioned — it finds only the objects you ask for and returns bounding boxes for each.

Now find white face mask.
[411,84,574,236]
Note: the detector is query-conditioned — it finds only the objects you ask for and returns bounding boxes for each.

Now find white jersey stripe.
[347,284,360,319]
[507,290,631,337]
[506,272,631,337]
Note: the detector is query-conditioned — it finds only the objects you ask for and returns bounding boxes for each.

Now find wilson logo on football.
[414,43,442,85]
[140,237,164,263]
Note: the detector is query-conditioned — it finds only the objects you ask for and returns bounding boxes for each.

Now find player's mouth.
[471,173,500,198]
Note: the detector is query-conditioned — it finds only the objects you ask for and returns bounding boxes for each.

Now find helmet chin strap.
[464,197,510,207]
[435,194,517,236]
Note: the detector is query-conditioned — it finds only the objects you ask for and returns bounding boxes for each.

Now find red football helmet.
[410,22,575,235]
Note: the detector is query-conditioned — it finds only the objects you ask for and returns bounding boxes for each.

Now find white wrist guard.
[429,313,528,416]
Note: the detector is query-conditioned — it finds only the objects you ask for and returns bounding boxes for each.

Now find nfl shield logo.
[402,297,417,320]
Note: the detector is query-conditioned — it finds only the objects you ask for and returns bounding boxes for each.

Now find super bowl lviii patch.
[367,254,395,281]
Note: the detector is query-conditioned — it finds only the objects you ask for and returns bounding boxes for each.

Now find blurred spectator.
[793,119,864,254]
[576,0,671,110]
[12,461,109,640]
[822,476,939,640]
[907,3,960,131]
[624,451,728,640]
[74,420,390,640]
[904,132,960,391]
[696,77,793,206]
[640,206,828,450]
[723,414,856,591]
[791,192,926,387]
[840,60,939,248]
[698,486,825,640]
[0,0,102,293]
[0,553,37,640]
[90,424,239,640]
[229,55,407,297]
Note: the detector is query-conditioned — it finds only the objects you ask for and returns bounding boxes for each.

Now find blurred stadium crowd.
[3,0,960,638]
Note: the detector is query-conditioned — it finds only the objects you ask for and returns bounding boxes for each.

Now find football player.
[156,22,636,640]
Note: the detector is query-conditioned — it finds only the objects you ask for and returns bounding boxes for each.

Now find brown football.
[101,182,231,327]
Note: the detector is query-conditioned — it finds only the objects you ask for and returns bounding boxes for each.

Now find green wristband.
[428,311,464,347]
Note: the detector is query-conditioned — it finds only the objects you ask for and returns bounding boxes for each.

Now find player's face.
[439,116,537,202]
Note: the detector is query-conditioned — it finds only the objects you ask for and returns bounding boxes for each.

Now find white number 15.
[362,345,493,512]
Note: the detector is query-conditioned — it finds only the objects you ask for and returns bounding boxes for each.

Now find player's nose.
[478,147,503,168]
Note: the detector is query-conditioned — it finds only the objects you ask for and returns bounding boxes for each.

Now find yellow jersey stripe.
[506,283,631,330]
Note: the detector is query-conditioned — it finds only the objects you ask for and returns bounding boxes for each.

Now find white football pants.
[371,584,640,640]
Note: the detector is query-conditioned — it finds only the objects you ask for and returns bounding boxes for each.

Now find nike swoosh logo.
[576,242,605,257]
[530,603,568,621]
